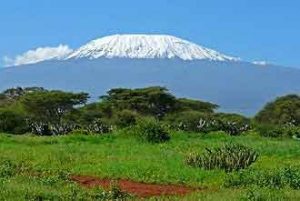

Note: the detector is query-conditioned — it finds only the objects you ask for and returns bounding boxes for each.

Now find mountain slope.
[1,58,299,116]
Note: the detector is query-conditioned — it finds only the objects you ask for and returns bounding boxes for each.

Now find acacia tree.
[100,86,177,118]
[175,98,218,113]
[255,94,300,126]
[0,87,45,107]
[20,90,89,135]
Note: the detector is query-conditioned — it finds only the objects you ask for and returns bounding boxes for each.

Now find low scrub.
[240,187,286,201]
[163,111,218,133]
[133,118,170,143]
[0,159,31,178]
[225,166,300,190]
[256,124,300,138]
[85,118,113,134]
[186,143,259,172]
[214,113,251,136]
[164,111,250,136]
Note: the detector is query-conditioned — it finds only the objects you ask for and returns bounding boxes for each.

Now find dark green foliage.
[0,87,45,108]
[0,86,221,135]
[255,124,285,138]
[164,111,218,133]
[255,94,300,126]
[164,112,250,135]
[1,87,45,100]
[256,124,300,138]
[114,110,139,128]
[74,103,113,134]
[133,118,170,143]
[0,109,29,134]
[186,143,259,172]
[20,90,89,135]
[85,118,113,134]
[225,166,300,190]
[214,113,251,136]
[175,98,218,113]
[100,86,177,118]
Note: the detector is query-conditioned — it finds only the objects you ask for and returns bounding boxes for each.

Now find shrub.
[164,111,250,135]
[0,110,29,134]
[255,94,300,126]
[213,113,251,136]
[133,118,170,143]
[114,110,139,128]
[256,124,300,138]
[286,126,300,138]
[186,143,259,172]
[218,121,250,136]
[86,118,113,134]
[225,166,300,190]
[163,111,218,133]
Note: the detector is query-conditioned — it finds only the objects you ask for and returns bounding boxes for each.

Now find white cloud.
[253,61,269,66]
[3,45,73,67]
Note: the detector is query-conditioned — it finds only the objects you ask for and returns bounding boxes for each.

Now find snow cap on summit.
[67,34,239,61]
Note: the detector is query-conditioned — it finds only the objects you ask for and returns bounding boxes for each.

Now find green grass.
[1,131,300,200]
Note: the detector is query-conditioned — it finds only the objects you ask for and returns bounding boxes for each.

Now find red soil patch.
[71,175,200,198]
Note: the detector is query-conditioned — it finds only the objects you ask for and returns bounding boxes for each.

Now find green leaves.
[255,94,300,126]
[133,118,171,143]
[100,86,177,118]
[20,90,89,135]
[186,143,259,172]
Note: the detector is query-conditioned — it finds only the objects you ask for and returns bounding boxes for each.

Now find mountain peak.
[66,34,239,61]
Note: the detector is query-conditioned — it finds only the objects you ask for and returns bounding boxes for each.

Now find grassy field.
[1,131,300,200]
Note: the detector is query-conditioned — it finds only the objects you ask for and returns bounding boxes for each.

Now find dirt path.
[71,175,200,198]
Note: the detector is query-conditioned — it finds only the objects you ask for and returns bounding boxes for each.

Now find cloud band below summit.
[3,45,73,67]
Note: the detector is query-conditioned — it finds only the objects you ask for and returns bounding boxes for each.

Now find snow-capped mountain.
[66,34,239,61]
[1,34,300,116]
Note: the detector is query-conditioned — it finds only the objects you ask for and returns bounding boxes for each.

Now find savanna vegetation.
[0,86,300,200]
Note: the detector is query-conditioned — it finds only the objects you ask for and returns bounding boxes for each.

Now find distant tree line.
[0,86,299,138]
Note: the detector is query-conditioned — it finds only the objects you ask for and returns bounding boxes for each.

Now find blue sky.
[1,0,299,68]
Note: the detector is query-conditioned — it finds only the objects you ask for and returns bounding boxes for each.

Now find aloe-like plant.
[186,143,259,172]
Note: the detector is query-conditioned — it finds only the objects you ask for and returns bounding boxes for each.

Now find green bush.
[225,166,300,190]
[114,110,139,128]
[255,124,300,138]
[0,110,29,134]
[164,111,250,135]
[163,111,218,133]
[133,118,170,143]
[255,94,300,126]
[86,118,113,134]
[286,126,300,138]
[255,124,283,137]
[186,143,259,172]
[214,113,251,136]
